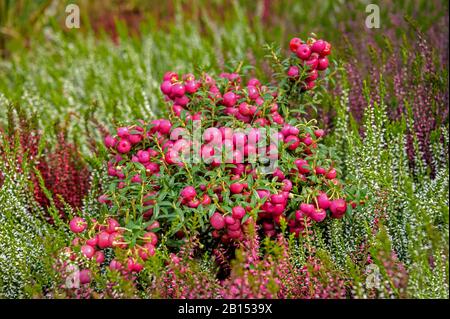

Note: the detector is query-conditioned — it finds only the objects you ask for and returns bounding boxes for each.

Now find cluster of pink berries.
[97,36,354,248]
[287,36,332,90]
[160,70,284,126]
[62,216,159,283]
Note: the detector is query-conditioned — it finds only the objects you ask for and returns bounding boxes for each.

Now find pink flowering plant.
[59,35,365,291]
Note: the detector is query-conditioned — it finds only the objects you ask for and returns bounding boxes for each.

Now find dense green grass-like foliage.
[0,0,448,298]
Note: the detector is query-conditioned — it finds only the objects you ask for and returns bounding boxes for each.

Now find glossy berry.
[79,269,92,284]
[317,57,329,71]
[69,217,87,233]
[117,139,131,154]
[289,37,303,52]
[296,44,311,60]
[311,40,326,54]
[230,182,244,194]
[81,244,95,259]
[180,186,196,200]
[210,212,225,230]
[232,206,246,219]
[330,199,347,218]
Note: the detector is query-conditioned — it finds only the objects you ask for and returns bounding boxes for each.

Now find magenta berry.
[171,83,185,97]
[311,39,326,54]
[180,186,196,200]
[117,139,131,154]
[287,66,299,78]
[330,199,347,218]
[79,269,92,284]
[223,91,237,107]
[317,57,329,70]
[296,44,311,60]
[317,193,331,209]
[81,244,95,259]
[210,212,225,230]
[69,217,87,233]
[232,206,246,219]
[230,182,244,194]
[310,208,327,222]
[289,37,303,52]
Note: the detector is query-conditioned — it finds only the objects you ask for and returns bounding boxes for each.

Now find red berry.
[117,139,131,153]
[321,41,332,56]
[160,80,173,95]
[300,203,315,215]
[69,217,87,233]
[97,231,111,249]
[143,232,158,246]
[230,182,244,194]
[314,129,325,138]
[287,66,299,78]
[106,218,120,234]
[180,186,196,200]
[317,193,331,209]
[94,251,105,264]
[311,39,326,54]
[330,199,347,218]
[326,168,337,179]
[79,269,91,284]
[81,244,95,259]
[315,166,326,175]
[223,91,237,107]
[104,135,117,148]
[210,212,225,230]
[310,208,327,222]
[224,215,236,225]
[171,83,185,97]
[317,57,329,71]
[285,135,300,150]
[296,44,311,60]
[289,37,303,52]
[232,206,246,219]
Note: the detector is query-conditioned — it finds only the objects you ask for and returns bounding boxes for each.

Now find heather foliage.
[0,0,448,299]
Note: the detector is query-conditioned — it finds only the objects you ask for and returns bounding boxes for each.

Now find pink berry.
[230,182,244,194]
[171,83,185,97]
[106,218,120,234]
[317,57,329,71]
[210,212,225,230]
[81,244,95,259]
[117,139,131,153]
[326,168,337,179]
[97,231,111,249]
[330,199,347,218]
[296,44,311,60]
[317,193,331,209]
[285,135,300,150]
[69,217,87,233]
[79,269,91,284]
[117,127,129,138]
[143,232,158,246]
[104,135,117,148]
[223,91,237,107]
[287,66,299,78]
[180,186,196,200]
[300,203,315,215]
[311,40,326,54]
[232,206,246,219]
[94,251,105,264]
[310,208,327,222]
[160,80,172,95]
[289,37,303,52]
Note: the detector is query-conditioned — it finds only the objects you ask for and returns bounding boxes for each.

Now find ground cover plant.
[0,0,448,299]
